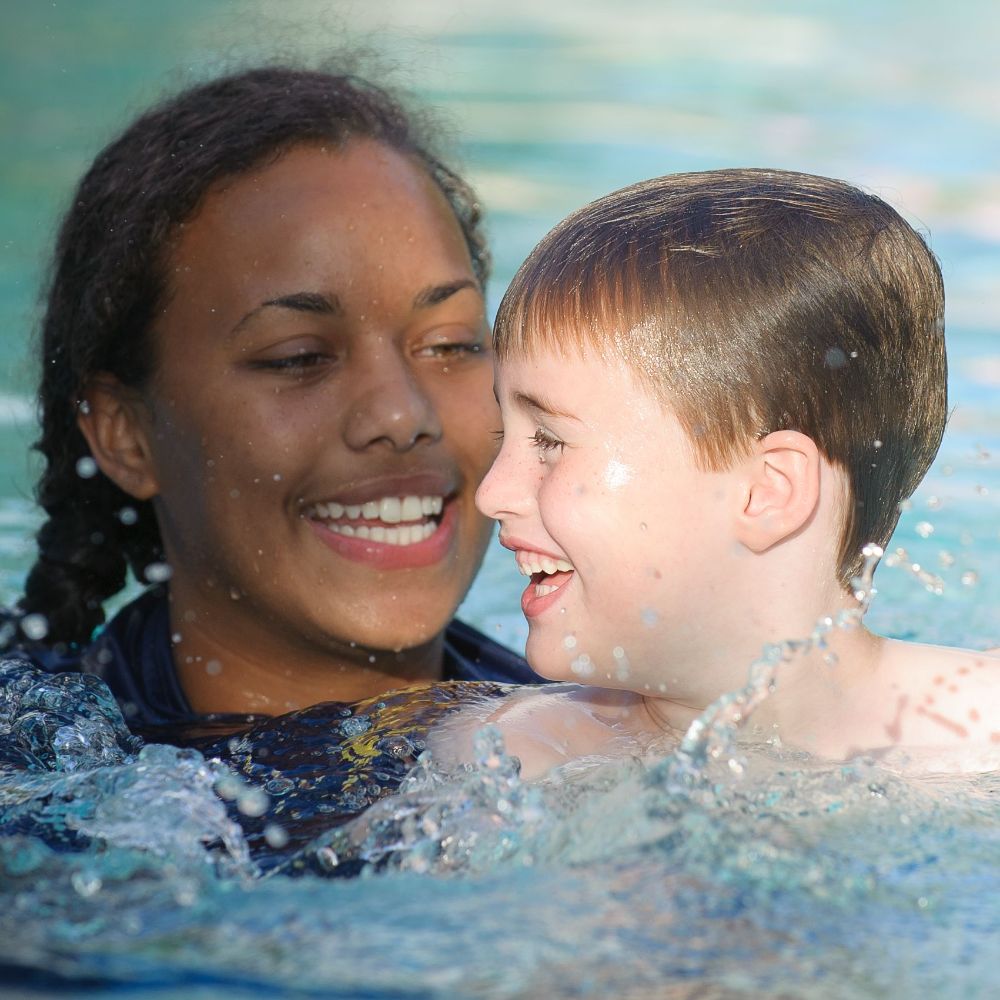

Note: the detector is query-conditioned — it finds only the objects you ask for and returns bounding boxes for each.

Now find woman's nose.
[343,354,443,452]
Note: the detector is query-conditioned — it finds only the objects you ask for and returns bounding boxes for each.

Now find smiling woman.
[1,66,540,732]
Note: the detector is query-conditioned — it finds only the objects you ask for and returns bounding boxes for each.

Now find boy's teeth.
[310,494,444,526]
[515,551,575,576]
[534,583,559,597]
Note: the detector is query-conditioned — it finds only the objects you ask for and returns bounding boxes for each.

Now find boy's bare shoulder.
[873,640,1000,770]
[430,684,665,780]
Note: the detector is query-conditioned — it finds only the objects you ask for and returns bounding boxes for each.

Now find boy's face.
[477,347,741,693]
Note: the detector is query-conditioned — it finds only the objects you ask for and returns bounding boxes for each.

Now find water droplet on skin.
[273,473,282,481]
[75,456,98,479]
[229,489,240,499]
[640,608,658,628]
[639,522,648,531]
[563,634,577,650]
[205,659,222,676]
[570,653,594,677]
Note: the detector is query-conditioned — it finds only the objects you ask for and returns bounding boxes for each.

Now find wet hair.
[494,168,947,586]
[15,65,490,649]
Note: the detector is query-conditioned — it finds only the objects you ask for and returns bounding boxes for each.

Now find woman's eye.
[418,342,485,359]
[249,351,330,373]
[531,427,564,454]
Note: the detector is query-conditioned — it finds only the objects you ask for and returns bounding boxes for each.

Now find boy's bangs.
[494,242,659,365]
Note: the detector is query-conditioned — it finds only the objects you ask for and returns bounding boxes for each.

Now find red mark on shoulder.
[969,709,980,723]
[992,732,1000,744]
[885,694,908,744]
[933,676,945,686]
[958,667,970,676]
[924,694,935,705]
[916,705,968,739]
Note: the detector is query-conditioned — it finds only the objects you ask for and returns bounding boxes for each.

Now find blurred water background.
[1,3,998,997]
[1,0,997,650]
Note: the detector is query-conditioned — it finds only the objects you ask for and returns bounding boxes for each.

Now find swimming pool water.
[1,2,998,997]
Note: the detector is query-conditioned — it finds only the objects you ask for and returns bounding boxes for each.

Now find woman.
[2,65,538,738]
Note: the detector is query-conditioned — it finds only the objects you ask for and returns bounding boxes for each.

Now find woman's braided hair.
[14,65,490,651]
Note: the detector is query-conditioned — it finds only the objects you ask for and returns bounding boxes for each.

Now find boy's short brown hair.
[494,169,947,586]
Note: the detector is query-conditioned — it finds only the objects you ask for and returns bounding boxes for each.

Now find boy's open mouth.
[515,549,575,604]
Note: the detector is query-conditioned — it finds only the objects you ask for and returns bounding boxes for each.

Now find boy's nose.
[343,353,442,452]
[475,444,533,521]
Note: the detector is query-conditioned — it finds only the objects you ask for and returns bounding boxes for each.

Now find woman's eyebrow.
[230,291,342,335]
[512,390,579,421]
[412,279,479,308]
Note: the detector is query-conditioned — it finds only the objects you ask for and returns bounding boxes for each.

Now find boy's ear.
[735,430,820,553]
[76,374,160,501]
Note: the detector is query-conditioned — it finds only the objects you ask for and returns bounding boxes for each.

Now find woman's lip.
[521,569,574,619]
[308,496,458,570]
[304,472,457,508]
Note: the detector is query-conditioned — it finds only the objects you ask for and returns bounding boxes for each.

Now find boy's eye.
[531,427,564,456]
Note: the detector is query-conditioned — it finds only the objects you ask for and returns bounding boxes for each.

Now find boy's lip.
[521,569,574,619]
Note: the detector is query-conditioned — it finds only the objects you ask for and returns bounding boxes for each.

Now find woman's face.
[127,141,497,664]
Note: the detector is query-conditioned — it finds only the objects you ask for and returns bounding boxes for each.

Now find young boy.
[439,168,998,777]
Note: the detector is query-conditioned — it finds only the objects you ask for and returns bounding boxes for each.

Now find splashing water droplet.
[961,571,978,587]
[264,823,290,848]
[21,613,49,641]
[118,506,138,525]
[145,562,173,583]
[915,521,934,538]
[76,456,98,479]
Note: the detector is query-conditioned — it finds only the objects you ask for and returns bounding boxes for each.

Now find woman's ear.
[76,374,160,500]
[734,430,821,553]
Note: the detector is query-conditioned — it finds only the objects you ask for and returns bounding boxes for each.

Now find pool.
[2,2,998,996]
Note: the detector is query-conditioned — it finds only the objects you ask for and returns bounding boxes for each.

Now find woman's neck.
[167,596,447,716]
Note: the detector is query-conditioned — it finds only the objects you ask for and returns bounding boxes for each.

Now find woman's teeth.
[309,494,444,547]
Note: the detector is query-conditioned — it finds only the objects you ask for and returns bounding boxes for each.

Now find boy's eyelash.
[491,429,505,442]
[531,427,564,453]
